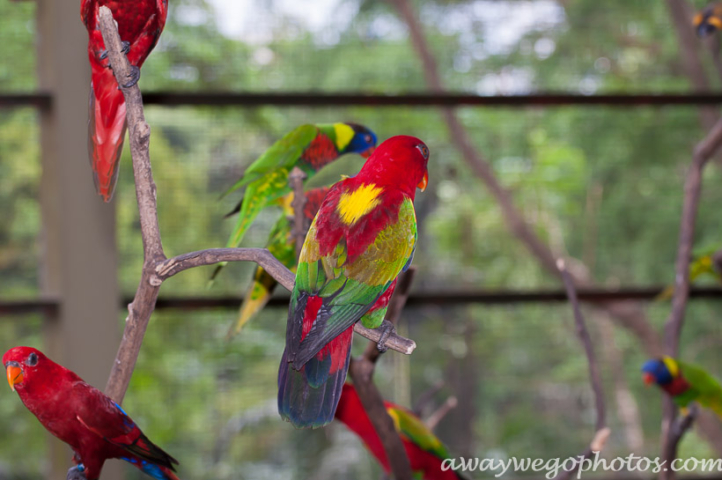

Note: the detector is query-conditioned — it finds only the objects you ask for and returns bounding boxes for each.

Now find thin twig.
[412,380,445,416]
[423,396,457,431]
[553,259,609,480]
[289,166,308,258]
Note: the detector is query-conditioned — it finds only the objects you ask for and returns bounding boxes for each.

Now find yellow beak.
[418,171,428,192]
[6,365,22,392]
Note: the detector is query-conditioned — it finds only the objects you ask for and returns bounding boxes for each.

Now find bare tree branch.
[96,6,416,407]
[289,166,308,257]
[423,396,457,431]
[553,259,609,480]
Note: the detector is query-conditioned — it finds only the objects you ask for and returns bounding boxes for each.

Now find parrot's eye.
[365,134,373,144]
[417,144,429,160]
[26,353,38,367]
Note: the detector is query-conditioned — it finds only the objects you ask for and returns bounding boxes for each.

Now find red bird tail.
[88,65,127,202]
[278,326,353,428]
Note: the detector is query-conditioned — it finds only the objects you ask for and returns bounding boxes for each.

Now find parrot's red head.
[359,135,430,199]
[3,346,46,392]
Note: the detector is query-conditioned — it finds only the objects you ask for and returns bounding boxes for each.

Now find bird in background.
[278,135,429,428]
[210,123,377,283]
[3,347,179,480]
[81,0,168,202]
[335,383,467,480]
[227,186,331,339]
[642,356,722,418]
[694,3,722,37]
[655,248,722,301]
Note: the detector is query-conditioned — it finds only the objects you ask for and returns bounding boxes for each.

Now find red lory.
[3,347,179,480]
[278,135,429,428]
[210,123,377,282]
[228,187,331,338]
[81,0,168,202]
[336,383,466,480]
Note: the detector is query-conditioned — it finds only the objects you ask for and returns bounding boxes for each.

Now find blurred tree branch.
[553,260,610,480]
[388,0,662,354]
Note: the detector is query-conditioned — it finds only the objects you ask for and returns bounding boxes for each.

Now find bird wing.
[387,404,451,460]
[74,384,178,469]
[679,360,722,403]
[220,124,318,198]
[287,195,417,369]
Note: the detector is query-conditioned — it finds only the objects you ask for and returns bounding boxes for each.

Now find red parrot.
[81,0,168,202]
[3,347,179,480]
[336,384,465,480]
[278,135,429,428]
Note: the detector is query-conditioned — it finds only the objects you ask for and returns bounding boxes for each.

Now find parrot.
[3,346,179,480]
[227,186,331,339]
[695,3,722,37]
[335,383,466,480]
[642,356,722,418]
[81,0,168,202]
[277,135,430,429]
[655,250,722,301]
[210,123,378,282]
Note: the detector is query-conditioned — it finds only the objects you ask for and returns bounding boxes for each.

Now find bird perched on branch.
[642,356,722,418]
[694,3,722,37]
[81,0,168,202]
[3,347,179,480]
[278,135,429,428]
[336,383,466,480]
[227,187,330,338]
[211,123,377,283]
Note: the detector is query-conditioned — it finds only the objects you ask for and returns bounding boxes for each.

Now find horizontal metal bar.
[0,93,52,109]
[1,286,720,317]
[4,91,722,109]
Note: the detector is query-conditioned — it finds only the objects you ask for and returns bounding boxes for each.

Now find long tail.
[227,267,278,339]
[124,459,180,480]
[88,65,127,202]
[278,328,353,429]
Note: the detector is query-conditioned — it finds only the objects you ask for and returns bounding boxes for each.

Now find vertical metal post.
[36,1,122,479]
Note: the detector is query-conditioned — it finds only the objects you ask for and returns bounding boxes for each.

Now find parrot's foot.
[375,320,396,353]
[99,41,131,61]
[121,66,141,88]
[66,465,87,480]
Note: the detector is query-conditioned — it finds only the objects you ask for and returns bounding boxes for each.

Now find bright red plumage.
[81,0,168,202]
[335,384,461,480]
[3,347,179,480]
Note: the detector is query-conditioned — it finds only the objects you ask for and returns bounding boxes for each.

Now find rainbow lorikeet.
[81,0,168,202]
[3,347,179,480]
[695,3,722,37]
[211,123,377,282]
[642,356,722,417]
[336,384,466,480]
[228,187,331,338]
[278,135,430,428]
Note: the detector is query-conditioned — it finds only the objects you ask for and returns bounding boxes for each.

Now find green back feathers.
[388,405,451,461]
[679,360,722,414]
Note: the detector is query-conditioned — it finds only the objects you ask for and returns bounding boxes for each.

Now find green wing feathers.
[220,124,318,198]
[228,215,296,337]
[679,361,722,416]
[388,405,451,460]
[289,197,417,369]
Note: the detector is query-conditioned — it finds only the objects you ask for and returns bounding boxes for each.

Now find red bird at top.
[81,0,168,202]
[3,347,179,480]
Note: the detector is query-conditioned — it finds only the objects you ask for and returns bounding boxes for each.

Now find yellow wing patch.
[333,123,355,151]
[663,356,680,378]
[337,183,383,225]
